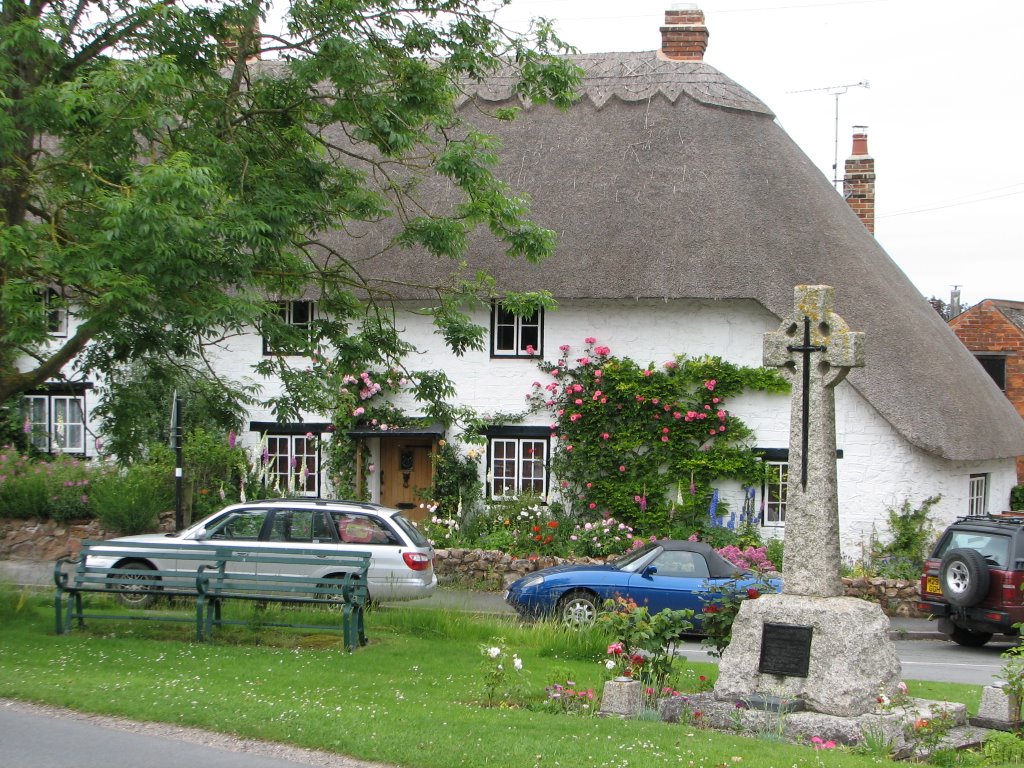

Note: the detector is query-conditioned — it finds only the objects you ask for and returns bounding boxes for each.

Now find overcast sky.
[485,0,1021,307]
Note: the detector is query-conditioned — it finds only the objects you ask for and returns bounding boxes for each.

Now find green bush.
[90,459,174,535]
[869,495,940,580]
[1011,485,1024,512]
[0,448,94,520]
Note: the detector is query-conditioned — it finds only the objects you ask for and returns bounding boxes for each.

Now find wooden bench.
[55,542,372,651]
[196,549,371,651]
[54,540,231,638]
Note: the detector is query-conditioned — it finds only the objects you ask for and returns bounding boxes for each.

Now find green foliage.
[982,730,1024,763]
[0,0,581,433]
[462,493,568,556]
[699,575,775,658]
[597,597,694,699]
[479,640,526,707]
[427,440,483,520]
[867,495,941,580]
[1011,485,1024,511]
[89,459,174,535]
[528,340,787,533]
[183,428,248,519]
[0,447,93,520]
[765,538,784,573]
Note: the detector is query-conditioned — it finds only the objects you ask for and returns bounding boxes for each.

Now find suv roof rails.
[952,514,1024,525]
[245,498,381,511]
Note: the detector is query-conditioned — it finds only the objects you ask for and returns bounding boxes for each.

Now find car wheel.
[112,562,158,609]
[949,626,993,647]
[939,548,991,607]
[558,591,599,629]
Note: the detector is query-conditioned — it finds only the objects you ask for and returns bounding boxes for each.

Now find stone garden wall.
[0,518,924,617]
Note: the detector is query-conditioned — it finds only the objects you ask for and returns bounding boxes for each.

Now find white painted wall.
[32,297,1017,557]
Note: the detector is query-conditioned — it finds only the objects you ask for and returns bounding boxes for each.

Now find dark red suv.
[918,516,1024,646]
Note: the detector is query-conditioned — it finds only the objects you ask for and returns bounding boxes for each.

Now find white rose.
[605,660,616,670]
[487,647,501,659]
[513,656,523,671]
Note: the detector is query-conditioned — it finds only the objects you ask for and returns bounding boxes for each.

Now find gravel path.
[1,697,396,768]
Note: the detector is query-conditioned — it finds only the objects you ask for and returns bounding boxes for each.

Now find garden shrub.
[868,495,940,580]
[1012,484,1024,512]
[90,458,174,535]
[0,448,94,521]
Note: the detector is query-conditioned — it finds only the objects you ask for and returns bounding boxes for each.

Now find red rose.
[547,520,558,528]
[531,525,541,533]
[705,604,719,614]
[747,588,761,599]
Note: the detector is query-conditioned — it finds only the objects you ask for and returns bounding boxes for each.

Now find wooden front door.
[379,439,434,522]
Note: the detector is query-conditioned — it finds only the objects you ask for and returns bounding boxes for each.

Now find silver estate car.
[85,498,437,604]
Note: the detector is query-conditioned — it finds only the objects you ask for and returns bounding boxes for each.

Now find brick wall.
[949,300,1024,481]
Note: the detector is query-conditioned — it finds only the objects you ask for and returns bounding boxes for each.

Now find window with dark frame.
[264,433,319,496]
[490,302,542,358]
[968,473,988,516]
[262,300,316,355]
[488,436,548,499]
[975,356,1007,391]
[44,288,68,337]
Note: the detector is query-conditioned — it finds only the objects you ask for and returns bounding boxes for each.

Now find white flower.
[487,646,501,659]
[605,659,616,670]
[513,656,523,671]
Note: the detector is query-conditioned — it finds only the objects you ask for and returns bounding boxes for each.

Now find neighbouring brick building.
[949,301,1024,482]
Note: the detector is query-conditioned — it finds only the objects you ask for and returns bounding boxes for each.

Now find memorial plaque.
[758,622,813,677]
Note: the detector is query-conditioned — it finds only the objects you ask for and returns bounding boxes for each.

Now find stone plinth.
[970,684,1022,731]
[599,678,642,718]
[714,593,900,717]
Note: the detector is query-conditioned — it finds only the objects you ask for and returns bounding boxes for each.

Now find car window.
[331,512,399,545]
[651,550,710,578]
[391,513,429,547]
[616,546,661,573]
[204,510,269,541]
[266,510,334,543]
[939,531,1011,568]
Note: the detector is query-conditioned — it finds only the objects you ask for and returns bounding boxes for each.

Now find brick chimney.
[660,5,709,61]
[843,127,875,234]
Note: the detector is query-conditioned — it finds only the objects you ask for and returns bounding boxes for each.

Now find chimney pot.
[661,5,709,62]
[844,128,875,234]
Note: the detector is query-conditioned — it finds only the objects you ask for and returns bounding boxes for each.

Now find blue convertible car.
[504,539,780,628]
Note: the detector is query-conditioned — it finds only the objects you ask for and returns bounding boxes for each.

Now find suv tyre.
[940,548,990,607]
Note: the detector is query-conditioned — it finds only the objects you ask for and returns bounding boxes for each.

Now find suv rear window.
[936,531,1011,568]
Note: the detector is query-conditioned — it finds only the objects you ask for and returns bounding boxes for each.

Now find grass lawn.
[0,585,990,768]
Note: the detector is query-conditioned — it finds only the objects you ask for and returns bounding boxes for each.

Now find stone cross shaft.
[763,286,864,598]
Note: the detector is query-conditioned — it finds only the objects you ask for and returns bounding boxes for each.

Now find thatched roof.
[322,51,1024,462]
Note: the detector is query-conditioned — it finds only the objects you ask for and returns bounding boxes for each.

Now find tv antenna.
[788,80,870,189]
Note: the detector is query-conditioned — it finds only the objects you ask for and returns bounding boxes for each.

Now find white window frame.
[968,473,988,517]
[762,460,788,526]
[265,433,319,496]
[491,302,542,358]
[24,394,85,453]
[488,437,548,499]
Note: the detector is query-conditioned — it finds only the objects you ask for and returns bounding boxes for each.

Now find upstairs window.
[42,288,68,337]
[491,302,542,358]
[263,300,315,355]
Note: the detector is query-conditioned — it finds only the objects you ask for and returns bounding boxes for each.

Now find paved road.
[0,700,385,768]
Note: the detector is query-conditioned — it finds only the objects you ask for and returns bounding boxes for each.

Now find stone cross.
[763,286,864,598]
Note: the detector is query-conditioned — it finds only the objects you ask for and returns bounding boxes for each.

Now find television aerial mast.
[788,80,870,189]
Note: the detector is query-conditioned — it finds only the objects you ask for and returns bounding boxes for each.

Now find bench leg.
[54,591,65,635]
[196,596,206,642]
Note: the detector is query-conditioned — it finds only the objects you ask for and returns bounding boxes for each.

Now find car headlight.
[519,574,545,590]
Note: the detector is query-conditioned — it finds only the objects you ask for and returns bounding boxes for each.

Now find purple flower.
[228,431,237,448]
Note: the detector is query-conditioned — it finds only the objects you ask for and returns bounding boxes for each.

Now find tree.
[0,0,578,424]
